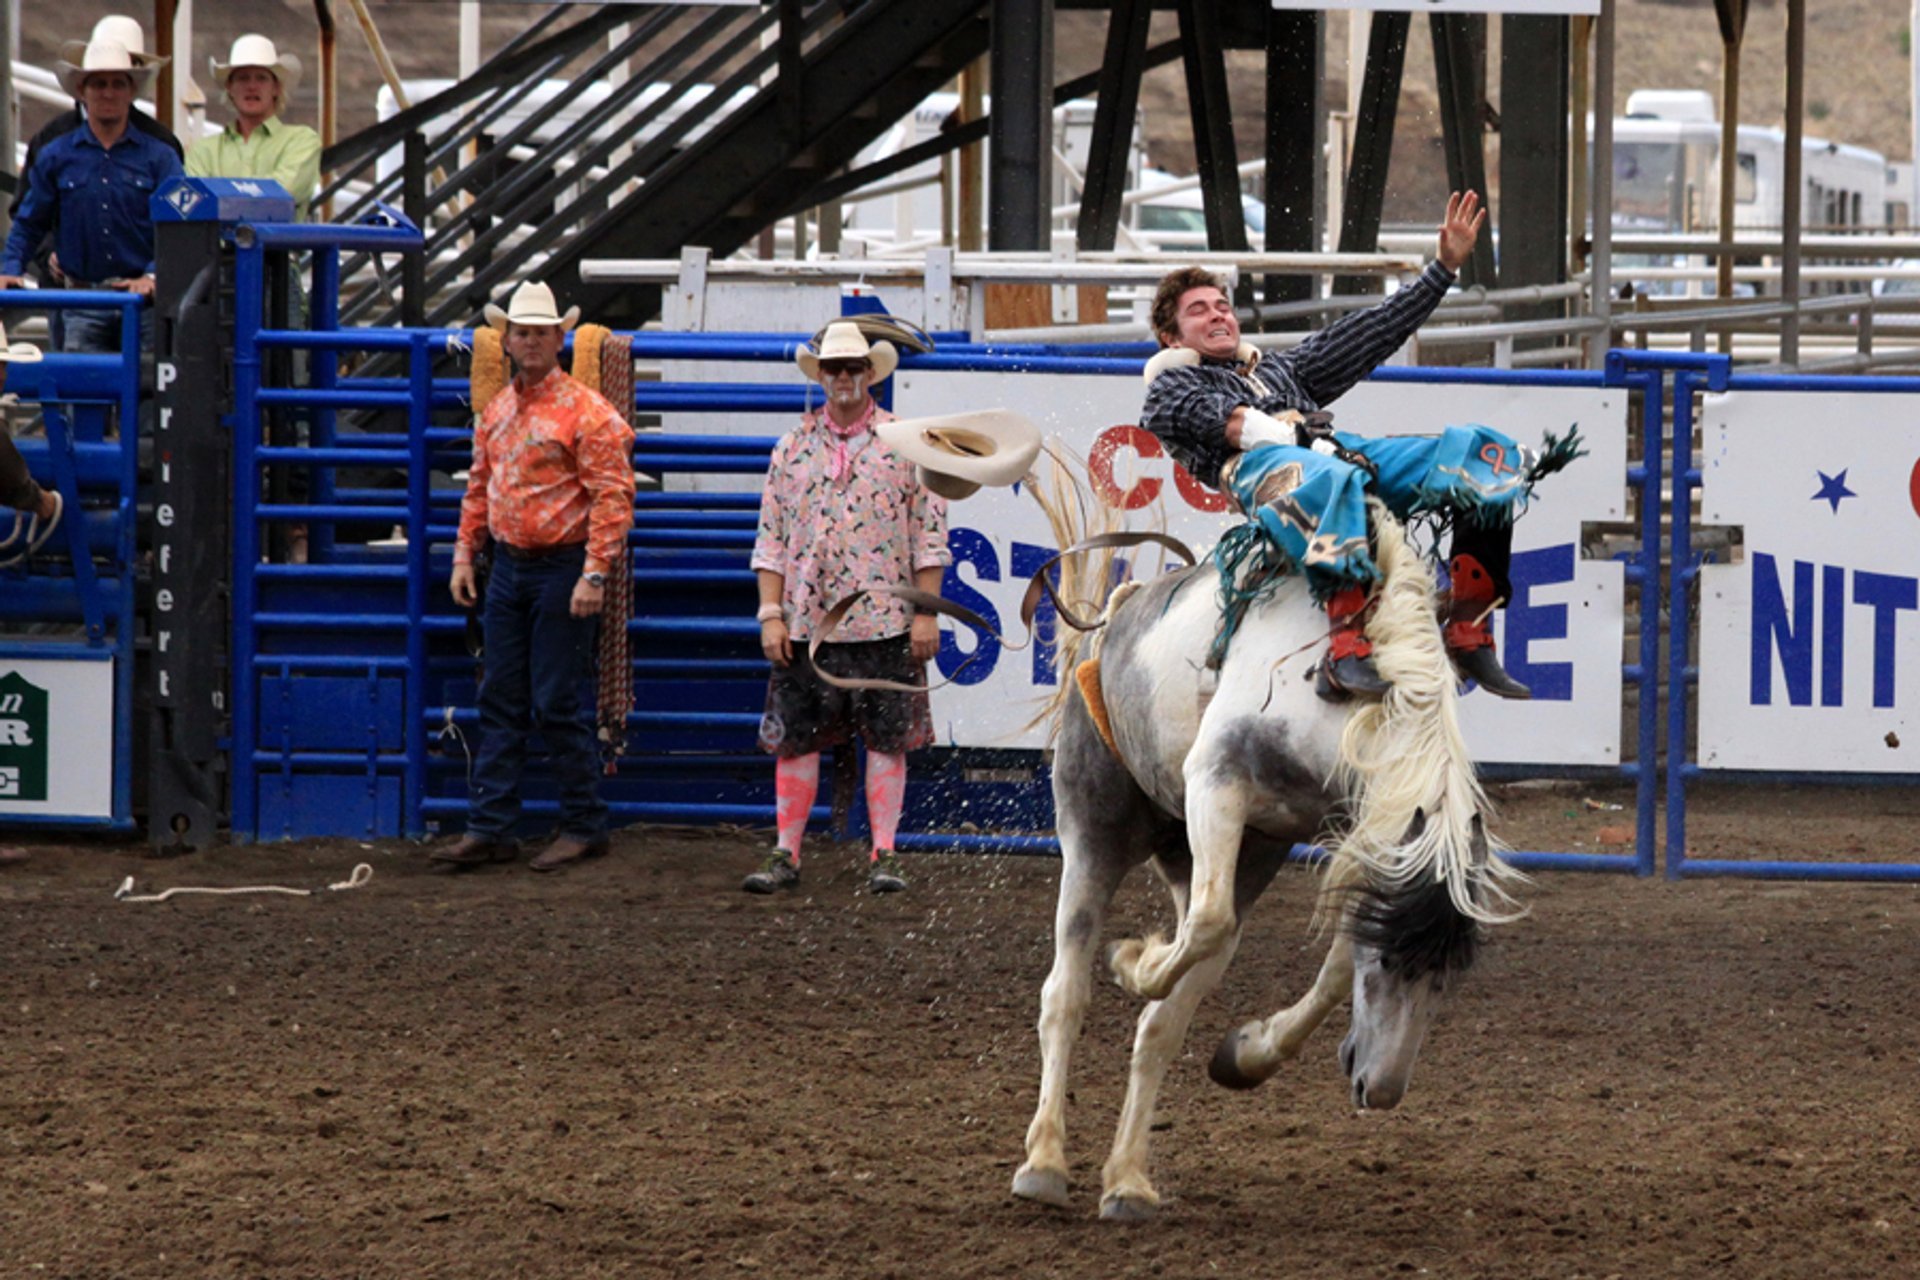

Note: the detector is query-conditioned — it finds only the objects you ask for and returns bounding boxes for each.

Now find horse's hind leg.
[1208,927,1354,1090]
[1100,921,1241,1220]
[1012,848,1127,1208]
[1013,695,1147,1209]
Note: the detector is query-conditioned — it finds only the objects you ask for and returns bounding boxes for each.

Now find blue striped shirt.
[1,121,183,281]
[1138,261,1457,489]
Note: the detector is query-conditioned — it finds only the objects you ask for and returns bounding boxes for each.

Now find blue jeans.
[467,544,607,839]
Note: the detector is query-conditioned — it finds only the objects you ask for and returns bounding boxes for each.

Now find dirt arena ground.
[5,781,1919,1279]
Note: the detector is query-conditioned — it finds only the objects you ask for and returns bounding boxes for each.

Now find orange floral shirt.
[454,367,636,572]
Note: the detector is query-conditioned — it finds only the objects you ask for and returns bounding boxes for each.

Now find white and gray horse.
[1011,505,1522,1220]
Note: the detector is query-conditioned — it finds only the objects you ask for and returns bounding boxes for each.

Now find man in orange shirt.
[433,282,636,873]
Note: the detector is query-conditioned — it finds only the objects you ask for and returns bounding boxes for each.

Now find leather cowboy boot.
[1315,585,1391,702]
[1445,554,1531,699]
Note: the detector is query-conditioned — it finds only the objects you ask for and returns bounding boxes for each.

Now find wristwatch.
[582,571,607,588]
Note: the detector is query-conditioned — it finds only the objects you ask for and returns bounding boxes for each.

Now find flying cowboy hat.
[483,280,581,332]
[55,37,160,99]
[875,409,1042,501]
[89,15,169,69]
[210,34,303,99]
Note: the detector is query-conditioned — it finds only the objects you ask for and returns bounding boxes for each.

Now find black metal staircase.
[320,1,991,332]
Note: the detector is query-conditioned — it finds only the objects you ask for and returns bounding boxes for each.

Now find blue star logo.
[1811,469,1857,513]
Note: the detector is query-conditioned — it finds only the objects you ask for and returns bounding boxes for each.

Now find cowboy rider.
[1139,190,1534,701]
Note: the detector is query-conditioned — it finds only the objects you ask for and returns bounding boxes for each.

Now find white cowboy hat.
[876,409,1042,501]
[0,320,44,364]
[210,34,302,100]
[55,37,159,99]
[483,280,580,332]
[795,320,899,384]
[90,16,167,68]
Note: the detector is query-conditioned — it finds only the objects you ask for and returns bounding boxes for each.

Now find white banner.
[0,657,115,819]
[1272,1,1599,13]
[896,372,1627,766]
[1698,391,1920,772]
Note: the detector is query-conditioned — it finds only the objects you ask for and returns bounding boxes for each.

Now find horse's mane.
[1321,501,1525,926]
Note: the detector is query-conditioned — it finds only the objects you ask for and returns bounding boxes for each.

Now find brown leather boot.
[1445,555,1531,699]
[1315,586,1390,702]
[429,833,518,872]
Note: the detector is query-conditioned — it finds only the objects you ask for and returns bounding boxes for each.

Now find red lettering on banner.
[1090,423,1234,513]
[1173,464,1232,513]
[1089,425,1163,510]
[1911,457,1920,518]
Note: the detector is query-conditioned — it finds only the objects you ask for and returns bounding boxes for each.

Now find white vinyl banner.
[1697,391,1920,772]
[0,657,115,819]
[1272,1,1599,13]
[893,372,1627,765]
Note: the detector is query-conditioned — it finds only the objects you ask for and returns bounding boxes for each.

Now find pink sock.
[865,751,907,860]
[774,753,820,861]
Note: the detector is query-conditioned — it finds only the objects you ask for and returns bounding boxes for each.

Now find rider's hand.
[1436,190,1487,273]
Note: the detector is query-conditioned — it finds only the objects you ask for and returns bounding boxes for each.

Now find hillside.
[15,0,1914,232]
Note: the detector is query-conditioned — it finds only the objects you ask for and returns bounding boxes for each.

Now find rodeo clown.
[1140,190,1575,701]
[745,314,1038,896]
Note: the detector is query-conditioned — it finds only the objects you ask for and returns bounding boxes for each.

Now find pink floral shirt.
[752,405,951,641]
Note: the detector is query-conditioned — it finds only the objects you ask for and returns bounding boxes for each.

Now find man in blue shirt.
[0,36,182,353]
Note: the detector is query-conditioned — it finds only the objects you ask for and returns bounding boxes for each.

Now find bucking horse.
[1010,500,1525,1220]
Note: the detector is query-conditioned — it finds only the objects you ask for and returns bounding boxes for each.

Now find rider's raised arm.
[1276,259,1456,408]
[1140,362,1247,490]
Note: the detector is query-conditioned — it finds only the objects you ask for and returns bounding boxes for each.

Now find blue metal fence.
[0,290,146,830]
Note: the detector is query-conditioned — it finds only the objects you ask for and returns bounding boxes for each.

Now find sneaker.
[743,850,800,894]
[868,854,908,894]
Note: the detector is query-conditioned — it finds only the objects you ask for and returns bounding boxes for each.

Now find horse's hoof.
[1106,937,1146,988]
[1207,1024,1271,1091]
[1099,1192,1159,1222]
[1011,1165,1071,1208]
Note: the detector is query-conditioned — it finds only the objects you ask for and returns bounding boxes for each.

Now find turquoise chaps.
[1222,424,1532,595]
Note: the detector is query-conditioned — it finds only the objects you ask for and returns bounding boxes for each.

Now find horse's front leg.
[1109,769,1245,1001]
[1100,927,1241,1220]
[1207,926,1354,1090]
[1012,854,1126,1208]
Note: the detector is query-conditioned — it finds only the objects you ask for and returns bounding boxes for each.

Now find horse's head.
[1337,810,1489,1110]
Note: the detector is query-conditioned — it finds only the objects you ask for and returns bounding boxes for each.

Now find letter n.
[1750,553,1813,707]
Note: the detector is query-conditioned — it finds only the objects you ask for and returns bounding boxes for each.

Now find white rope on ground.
[113,863,374,904]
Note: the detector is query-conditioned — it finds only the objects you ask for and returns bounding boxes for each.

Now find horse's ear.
[1402,808,1426,843]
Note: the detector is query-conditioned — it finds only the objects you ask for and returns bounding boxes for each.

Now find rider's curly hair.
[1149,266,1230,346]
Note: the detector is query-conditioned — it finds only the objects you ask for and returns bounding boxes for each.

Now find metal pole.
[315,1,336,217]
[1781,0,1805,366]
[0,3,14,245]
[1589,0,1615,368]
[1569,16,1590,275]
[154,0,176,131]
[988,0,1054,251]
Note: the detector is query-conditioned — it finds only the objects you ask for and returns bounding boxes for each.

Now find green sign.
[0,671,49,803]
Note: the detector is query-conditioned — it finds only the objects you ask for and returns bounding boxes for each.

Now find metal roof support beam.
[989,0,1055,251]
[1499,13,1570,315]
[1335,10,1408,297]
[1431,12,1496,288]
[1075,0,1152,252]
[1177,0,1250,254]
[1264,6,1324,328]
[1713,0,1748,317]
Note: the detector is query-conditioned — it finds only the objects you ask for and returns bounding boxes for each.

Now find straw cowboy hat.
[210,34,302,99]
[90,16,168,69]
[55,37,160,98]
[795,320,902,384]
[0,321,44,364]
[876,408,1042,501]
[483,280,580,332]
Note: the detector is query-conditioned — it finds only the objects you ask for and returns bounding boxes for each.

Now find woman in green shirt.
[185,35,321,220]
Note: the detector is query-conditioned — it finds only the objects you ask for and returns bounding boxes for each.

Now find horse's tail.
[1321,501,1526,926]
[1022,441,1134,740]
